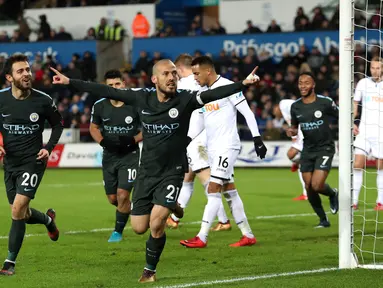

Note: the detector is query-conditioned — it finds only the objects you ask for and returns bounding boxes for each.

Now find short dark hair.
[299,72,316,82]
[104,69,122,81]
[174,54,193,68]
[191,56,215,69]
[3,54,29,75]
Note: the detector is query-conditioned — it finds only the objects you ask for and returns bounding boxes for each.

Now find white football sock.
[202,182,228,223]
[177,182,194,209]
[197,193,221,243]
[298,170,307,196]
[171,181,194,222]
[353,168,363,206]
[223,189,254,238]
[377,170,383,204]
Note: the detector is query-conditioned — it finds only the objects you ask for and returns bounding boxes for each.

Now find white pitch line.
[0,209,376,240]
[155,267,338,288]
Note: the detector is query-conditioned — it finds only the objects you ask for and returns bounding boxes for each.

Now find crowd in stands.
[0,2,378,141]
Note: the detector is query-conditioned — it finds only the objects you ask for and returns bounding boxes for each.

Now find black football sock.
[7,219,26,262]
[145,233,166,271]
[307,189,327,221]
[115,210,130,234]
[26,208,50,225]
[318,183,336,197]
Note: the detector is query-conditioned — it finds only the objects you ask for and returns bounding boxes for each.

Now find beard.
[158,83,176,97]
[14,77,32,91]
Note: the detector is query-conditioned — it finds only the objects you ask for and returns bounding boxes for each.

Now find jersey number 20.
[21,172,38,188]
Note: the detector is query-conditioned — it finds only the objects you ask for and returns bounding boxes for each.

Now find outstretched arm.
[50,67,140,106]
[192,67,260,108]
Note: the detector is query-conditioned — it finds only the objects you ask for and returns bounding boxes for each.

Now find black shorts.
[102,150,139,195]
[300,149,334,173]
[131,173,184,216]
[4,159,47,204]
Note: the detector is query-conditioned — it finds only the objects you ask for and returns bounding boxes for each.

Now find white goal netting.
[352,0,383,269]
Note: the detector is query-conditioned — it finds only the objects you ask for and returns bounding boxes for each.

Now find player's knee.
[107,195,118,206]
[208,181,222,193]
[132,223,148,235]
[117,189,130,202]
[11,205,27,220]
[183,171,195,182]
[311,181,324,193]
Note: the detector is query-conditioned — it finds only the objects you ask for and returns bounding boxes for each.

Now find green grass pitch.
[0,168,382,288]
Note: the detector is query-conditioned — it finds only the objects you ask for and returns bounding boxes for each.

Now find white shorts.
[209,148,239,185]
[187,131,209,172]
[354,135,383,159]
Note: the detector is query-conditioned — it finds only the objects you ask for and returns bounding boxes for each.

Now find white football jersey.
[279,99,304,140]
[178,74,207,146]
[177,74,200,91]
[200,76,243,151]
[354,77,383,140]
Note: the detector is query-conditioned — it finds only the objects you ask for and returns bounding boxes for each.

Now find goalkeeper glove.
[253,136,267,159]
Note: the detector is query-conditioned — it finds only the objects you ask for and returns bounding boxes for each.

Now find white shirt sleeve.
[354,79,365,102]
[187,110,205,139]
[235,99,260,137]
[279,100,292,125]
[228,91,246,106]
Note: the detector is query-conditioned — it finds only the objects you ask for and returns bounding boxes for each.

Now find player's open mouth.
[167,83,175,88]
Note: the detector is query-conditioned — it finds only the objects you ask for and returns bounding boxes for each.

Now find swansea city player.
[353,57,383,210]
[276,99,307,201]
[50,60,260,283]
[90,70,142,242]
[0,54,63,276]
[180,56,267,248]
[288,72,339,228]
[167,54,231,231]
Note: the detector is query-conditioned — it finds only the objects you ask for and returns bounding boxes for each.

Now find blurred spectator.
[55,26,73,41]
[311,6,327,30]
[0,30,8,42]
[96,17,110,40]
[82,51,97,81]
[267,20,282,33]
[109,19,125,41]
[10,29,26,42]
[132,11,150,38]
[66,62,83,79]
[134,51,150,74]
[243,20,262,34]
[70,94,85,114]
[39,14,51,40]
[188,21,204,36]
[307,46,324,73]
[330,5,339,29]
[17,13,31,41]
[209,21,226,35]
[84,27,96,40]
[294,7,309,31]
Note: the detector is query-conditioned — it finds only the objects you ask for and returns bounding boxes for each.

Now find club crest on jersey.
[30,113,39,122]
[169,108,179,118]
[125,116,133,124]
[314,110,322,118]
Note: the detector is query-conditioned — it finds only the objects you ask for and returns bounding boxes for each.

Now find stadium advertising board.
[0,41,97,66]
[46,141,347,168]
[132,30,379,64]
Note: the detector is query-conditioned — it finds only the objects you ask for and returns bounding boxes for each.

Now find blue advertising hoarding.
[0,40,97,65]
[132,30,378,64]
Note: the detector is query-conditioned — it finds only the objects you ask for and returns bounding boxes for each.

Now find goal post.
[339,0,357,269]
